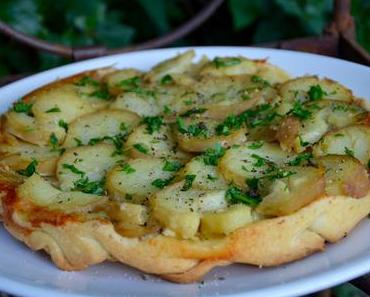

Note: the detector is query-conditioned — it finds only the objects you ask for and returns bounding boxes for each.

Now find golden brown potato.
[315,155,370,198]
[256,166,325,216]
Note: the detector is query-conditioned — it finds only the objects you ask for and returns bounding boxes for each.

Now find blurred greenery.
[0,0,369,77]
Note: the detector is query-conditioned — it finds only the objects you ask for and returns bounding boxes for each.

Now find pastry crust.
[2,179,370,282]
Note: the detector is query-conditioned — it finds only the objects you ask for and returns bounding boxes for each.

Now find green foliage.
[0,0,368,77]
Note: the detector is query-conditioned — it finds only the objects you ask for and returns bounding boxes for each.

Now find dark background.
[0,0,369,77]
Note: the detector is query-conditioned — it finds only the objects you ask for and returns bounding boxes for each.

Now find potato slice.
[103,69,143,95]
[17,174,107,213]
[151,182,227,239]
[108,202,149,225]
[63,109,140,148]
[201,204,257,237]
[199,56,257,76]
[313,125,370,164]
[126,124,191,160]
[256,166,325,216]
[277,100,366,153]
[279,76,353,105]
[145,50,195,82]
[175,117,247,152]
[219,141,292,189]
[255,60,291,84]
[106,158,176,204]
[315,155,370,198]
[0,140,59,176]
[111,91,161,117]
[176,156,228,191]
[57,144,121,191]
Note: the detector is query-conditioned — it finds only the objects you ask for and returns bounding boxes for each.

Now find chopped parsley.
[163,160,183,172]
[225,185,261,207]
[184,99,194,106]
[88,134,125,155]
[215,114,244,136]
[176,117,208,137]
[289,101,312,120]
[17,159,38,177]
[202,144,225,166]
[308,85,325,101]
[133,143,149,154]
[246,177,259,192]
[181,174,196,191]
[163,105,172,114]
[251,75,270,87]
[75,76,99,87]
[345,147,355,157]
[49,133,59,151]
[58,119,68,132]
[180,108,207,117]
[161,74,174,85]
[367,160,370,170]
[142,116,164,134]
[120,122,127,132]
[13,102,33,114]
[62,164,85,176]
[251,154,269,167]
[118,76,141,91]
[287,152,313,166]
[264,168,296,180]
[89,86,112,100]
[73,177,105,195]
[248,141,264,149]
[299,135,310,147]
[121,163,136,174]
[46,107,61,113]
[151,177,173,189]
[213,57,241,68]
[74,137,83,146]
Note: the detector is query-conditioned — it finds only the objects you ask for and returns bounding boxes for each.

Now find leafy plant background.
[0,0,370,295]
[0,0,369,77]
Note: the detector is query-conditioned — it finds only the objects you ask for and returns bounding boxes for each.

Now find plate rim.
[0,46,370,297]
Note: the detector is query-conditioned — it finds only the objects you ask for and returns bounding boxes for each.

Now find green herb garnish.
[73,177,105,195]
[163,160,183,172]
[202,143,225,166]
[287,152,313,166]
[118,76,141,90]
[225,185,261,207]
[121,163,136,174]
[180,108,207,117]
[248,141,264,149]
[213,57,241,68]
[46,107,61,113]
[13,102,33,114]
[290,101,312,120]
[345,147,355,157]
[58,119,68,132]
[308,85,325,101]
[251,154,269,167]
[161,74,174,85]
[215,114,243,136]
[17,159,38,177]
[176,117,208,137]
[75,76,99,87]
[133,143,149,154]
[181,174,196,191]
[151,177,173,189]
[142,116,164,134]
[62,164,85,176]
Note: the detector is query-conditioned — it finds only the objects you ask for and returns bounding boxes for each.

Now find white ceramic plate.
[0,47,370,297]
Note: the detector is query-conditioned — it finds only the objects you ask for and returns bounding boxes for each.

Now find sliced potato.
[200,204,256,237]
[126,124,191,160]
[151,181,227,238]
[315,155,370,198]
[17,174,107,213]
[313,125,370,164]
[57,144,121,191]
[106,158,176,204]
[175,117,247,152]
[219,141,292,189]
[63,109,140,148]
[255,60,291,84]
[256,166,325,216]
[145,50,195,82]
[199,56,257,76]
[110,91,161,117]
[277,100,366,153]
[176,156,228,190]
[103,69,143,95]
[279,76,353,105]
[108,202,149,225]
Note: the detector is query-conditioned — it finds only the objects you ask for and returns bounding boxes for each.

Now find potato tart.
[1,50,370,283]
